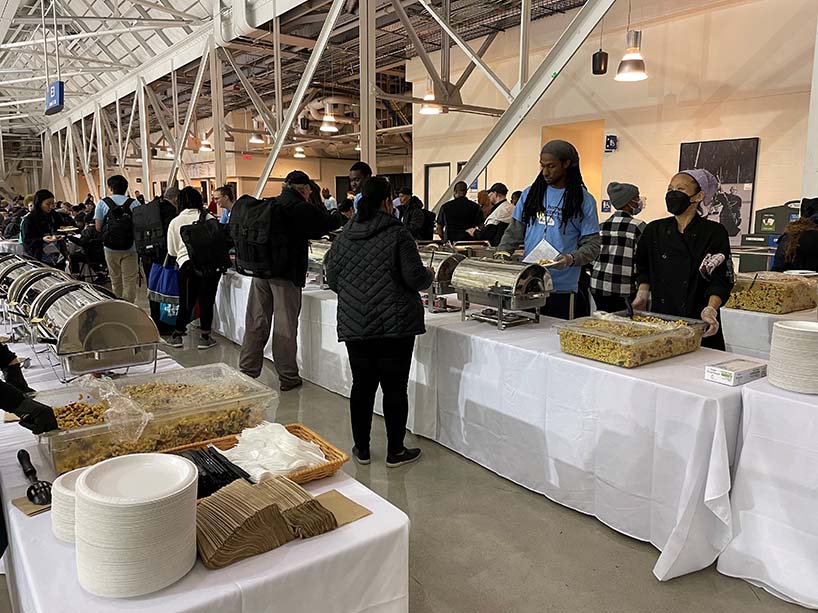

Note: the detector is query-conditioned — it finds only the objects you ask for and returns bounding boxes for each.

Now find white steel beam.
[0,26,190,50]
[95,104,107,197]
[137,82,153,196]
[438,0,616,208]
[359,0,377,169]
[67,125,78,200]
[272,14,283,131]
[142,83,192,184]
[390,0,448,100]
[127,0,198,20]
[416,0,513,104]
[803,14,818,196]
[518,0,532,92]
[221,49,276,136]
[440,0,451,85]
[209,42,226,186]
[71,123,98,200]
[454,32,497,91]
[254,0,346,197]
[168,38,211,185]
[14,15,193,25]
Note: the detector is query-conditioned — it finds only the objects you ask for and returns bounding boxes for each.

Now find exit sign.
[44,81,65,115]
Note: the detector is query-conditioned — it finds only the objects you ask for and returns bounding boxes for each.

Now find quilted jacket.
[326,210,434,342]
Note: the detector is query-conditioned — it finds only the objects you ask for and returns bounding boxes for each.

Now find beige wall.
[408,0,818,224]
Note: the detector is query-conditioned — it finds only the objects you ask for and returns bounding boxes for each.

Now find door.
[542,119,605,205]
[425,163,451,210]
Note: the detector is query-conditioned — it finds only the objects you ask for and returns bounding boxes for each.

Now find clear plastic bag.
[76,375,152,444]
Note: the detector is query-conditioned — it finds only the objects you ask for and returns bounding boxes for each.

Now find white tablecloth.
[0,341,410,613]
[717,380,818,609]
[721,307,817,359]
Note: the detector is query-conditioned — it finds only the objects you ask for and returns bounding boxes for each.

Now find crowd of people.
[13,134,818,467]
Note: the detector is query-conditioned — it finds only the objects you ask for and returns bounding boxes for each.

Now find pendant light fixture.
[320,103,338,133]
[423,76,435,101]
[419,75,442,115]
[294,145,306,159]
[592,18,608,75]
[199,133,212,152]
[615,1,647,82]
[249,118,264,144]
[354,137,361,152]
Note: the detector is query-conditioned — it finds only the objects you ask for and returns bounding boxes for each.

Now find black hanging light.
[592,18,608,75]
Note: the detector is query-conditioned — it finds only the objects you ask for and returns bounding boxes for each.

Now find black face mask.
[666,190,693,216]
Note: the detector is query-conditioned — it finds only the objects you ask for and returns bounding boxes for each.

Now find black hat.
[398,186,412,196]
[285,170,311,185]
[488,182,508,196]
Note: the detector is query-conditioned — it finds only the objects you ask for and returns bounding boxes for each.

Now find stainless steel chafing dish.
[451,258,552,329]
[0,255,45,299]
[307,240,333,288]
[418,247,464,313]
[29,281,159,377]
[7,268,73,319]
[452,241,496,260]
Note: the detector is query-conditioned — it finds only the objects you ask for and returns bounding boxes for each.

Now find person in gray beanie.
[590,182,646,313]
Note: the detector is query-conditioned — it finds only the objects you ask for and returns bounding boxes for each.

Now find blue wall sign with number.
[44,81,65,116]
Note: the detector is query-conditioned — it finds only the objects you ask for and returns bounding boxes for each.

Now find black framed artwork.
[679,137,760,245]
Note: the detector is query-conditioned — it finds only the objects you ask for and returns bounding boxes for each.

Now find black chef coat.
[635,214,734,350]
[436,196,484,243]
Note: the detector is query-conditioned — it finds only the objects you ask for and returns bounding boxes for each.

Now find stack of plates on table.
[783,270,818,277]
[51,467,86,543]
[74,454,198,598]
[769,320,818,394]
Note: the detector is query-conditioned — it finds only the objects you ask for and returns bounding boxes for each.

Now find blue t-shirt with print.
[512,184,599,292]
[94,194,141,252]
[353,192,362,213]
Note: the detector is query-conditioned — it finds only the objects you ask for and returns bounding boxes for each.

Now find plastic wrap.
[555,312,706,368]
[726,272,818,314]
[76,375,152,444]
[39,364,276,474]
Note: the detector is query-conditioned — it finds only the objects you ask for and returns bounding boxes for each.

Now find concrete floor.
[0,330,798,612]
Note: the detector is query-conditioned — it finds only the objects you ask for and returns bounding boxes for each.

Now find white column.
[359,0,377,170]
[803,17,818,197]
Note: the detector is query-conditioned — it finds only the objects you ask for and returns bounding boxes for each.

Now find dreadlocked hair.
[783,217,818,263]
[522,164,587,230]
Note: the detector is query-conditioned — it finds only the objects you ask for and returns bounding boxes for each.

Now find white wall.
[408,0,818,223]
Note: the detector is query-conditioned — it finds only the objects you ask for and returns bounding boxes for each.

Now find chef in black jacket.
[633,169,734,350]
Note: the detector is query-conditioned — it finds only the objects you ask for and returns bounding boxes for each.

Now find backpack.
[101,197,135,250]
[180,210,231,276]
[132,198,166,258]
[230,195,289,279]
[421,209,436,241]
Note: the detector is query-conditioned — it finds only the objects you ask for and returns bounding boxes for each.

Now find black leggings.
[345,337,415,455]
[176,262,220,334]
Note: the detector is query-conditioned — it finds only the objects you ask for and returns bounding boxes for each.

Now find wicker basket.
[161,423,349,485]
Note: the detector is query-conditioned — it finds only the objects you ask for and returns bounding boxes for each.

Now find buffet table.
[721,306,817,359]
[717,380,818,609]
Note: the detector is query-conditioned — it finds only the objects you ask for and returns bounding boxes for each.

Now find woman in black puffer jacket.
[326,176,434,468]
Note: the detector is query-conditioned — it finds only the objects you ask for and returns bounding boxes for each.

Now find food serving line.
[215,247,818,607]
[0,256,410,612]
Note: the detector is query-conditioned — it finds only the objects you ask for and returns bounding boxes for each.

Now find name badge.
[546,216,556,226]
[536,212,547,225]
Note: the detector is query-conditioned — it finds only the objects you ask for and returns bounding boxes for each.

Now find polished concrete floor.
[151,332,798,613]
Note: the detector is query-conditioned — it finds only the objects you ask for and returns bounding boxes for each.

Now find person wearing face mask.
[590,182,646,313]
[633,169,734,350]
[496,140,601,319]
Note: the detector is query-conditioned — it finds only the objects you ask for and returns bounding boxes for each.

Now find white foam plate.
[775,320,818,334]
[783,270,818,277]
[77,454,196,506]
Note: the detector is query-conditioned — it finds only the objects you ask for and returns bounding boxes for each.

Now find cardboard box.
[705,358,767,387]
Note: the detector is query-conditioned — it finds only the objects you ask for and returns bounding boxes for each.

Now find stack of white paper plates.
[51,467,86,543]
[74,454,198,598]
[769,320,818,394]
[783,270,818,277]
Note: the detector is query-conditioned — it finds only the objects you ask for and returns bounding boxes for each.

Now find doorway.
[424,163,451,209]
[541,119,605,205]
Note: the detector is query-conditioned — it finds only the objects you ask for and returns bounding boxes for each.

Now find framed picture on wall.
[457,162,487,192]
[679,137,760,246]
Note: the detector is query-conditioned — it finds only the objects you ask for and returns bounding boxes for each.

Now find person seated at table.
[496,140,601,319]
[66,218,106,282]
[771,197,818,273]
[21,190,65,267]
[3,208,24,240]
[633,169,734,350]
[590,182,646,313]
[325,176,433,468]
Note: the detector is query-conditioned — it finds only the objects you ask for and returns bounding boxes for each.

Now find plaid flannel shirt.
[590,211,646,297]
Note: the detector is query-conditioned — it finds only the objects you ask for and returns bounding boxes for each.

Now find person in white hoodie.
[165,186,219,350]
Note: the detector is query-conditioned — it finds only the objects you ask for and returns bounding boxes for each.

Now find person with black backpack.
[165,187,225,350]
[236,170,338,391]
[135,186,178,335]
[94,175,140,303]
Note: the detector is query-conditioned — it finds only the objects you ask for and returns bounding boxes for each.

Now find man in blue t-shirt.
[94,174,140,303]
